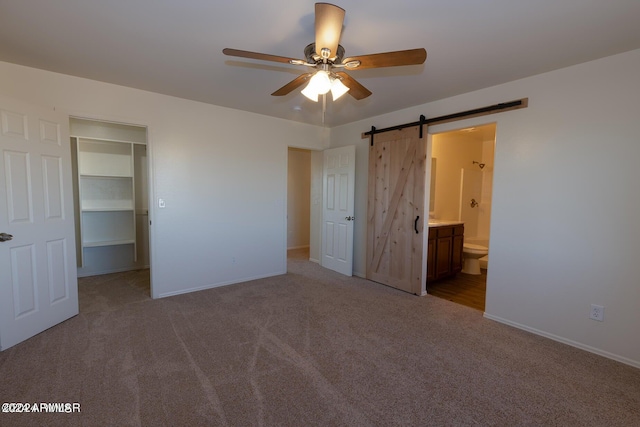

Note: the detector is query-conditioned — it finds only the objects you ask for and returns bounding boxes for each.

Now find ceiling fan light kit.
[329,77,350,100]
[302,70,331,100]
[223,2,427,115]
[301,68,350,102]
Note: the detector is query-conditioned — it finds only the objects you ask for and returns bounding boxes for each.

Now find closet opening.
[70,117,151,298]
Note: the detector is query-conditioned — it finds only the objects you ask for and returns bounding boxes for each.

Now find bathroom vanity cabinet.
[427,223,464,282]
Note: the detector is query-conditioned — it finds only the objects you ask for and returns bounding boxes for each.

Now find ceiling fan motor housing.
[304,43,345,64]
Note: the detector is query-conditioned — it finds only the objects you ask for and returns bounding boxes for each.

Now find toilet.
[462,243,489,275]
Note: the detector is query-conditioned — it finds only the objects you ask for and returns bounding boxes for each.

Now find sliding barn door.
[366,126,426,294]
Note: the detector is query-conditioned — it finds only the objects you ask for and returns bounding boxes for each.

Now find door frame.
[426,119,497,307]
[68,113,155,298]
[284,145,356,276]
[285,146,317,270]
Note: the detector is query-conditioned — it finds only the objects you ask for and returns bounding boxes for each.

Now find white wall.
[0,61,329,298]
[287,148,311,249]
[329,49,640,367]
[478,137,495,240]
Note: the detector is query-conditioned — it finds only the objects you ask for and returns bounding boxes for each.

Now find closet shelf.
[76,136,137,267]
[81,207,135,212]
[82,239,136,248]
[80,173,133,179]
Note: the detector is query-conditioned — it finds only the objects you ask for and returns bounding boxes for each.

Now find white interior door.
[321,145,355,276]
[0,96,78,351]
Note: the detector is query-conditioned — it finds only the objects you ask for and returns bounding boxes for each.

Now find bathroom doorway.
[427,123,496,311]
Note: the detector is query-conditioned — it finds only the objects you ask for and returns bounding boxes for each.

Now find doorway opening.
[426,123,496,311]
[69,117,152,301]
[286,146,356,276]
[287,147,312,265]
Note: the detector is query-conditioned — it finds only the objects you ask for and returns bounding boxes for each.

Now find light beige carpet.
[0,249,638,426]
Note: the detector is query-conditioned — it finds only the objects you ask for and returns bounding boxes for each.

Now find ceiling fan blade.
[335,72,372,100]
[271,74,313,96]
[223,48,297,65]
[315,3,345,58]
[343,48,427,70]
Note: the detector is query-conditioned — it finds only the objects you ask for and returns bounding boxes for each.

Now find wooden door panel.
[4,150,32,223]
[369,139,416,269]
[452,234,464,274]
[10,244,38,317]
[366,126,426,294]
[435,237,452,279]
[427,238,435,282]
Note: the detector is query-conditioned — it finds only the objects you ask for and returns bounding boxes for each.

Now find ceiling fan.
[223,2,427,104]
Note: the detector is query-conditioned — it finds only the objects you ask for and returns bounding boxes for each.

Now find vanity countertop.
[428,220,464,227]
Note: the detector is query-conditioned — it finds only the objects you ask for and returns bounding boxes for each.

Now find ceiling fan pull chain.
[322,93,326,124]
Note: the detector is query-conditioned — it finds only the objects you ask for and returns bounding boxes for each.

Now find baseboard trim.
[77,265,148,278]
[156,271,285,299]
[483,313,640,369]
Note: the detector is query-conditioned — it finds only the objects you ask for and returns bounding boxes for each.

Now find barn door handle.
[414,216,420,234]
[0,232,13,242]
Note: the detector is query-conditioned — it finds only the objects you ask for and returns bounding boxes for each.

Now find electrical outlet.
[590,304,604,322]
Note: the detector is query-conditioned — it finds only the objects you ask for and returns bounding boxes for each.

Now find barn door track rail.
[363,98,528,146]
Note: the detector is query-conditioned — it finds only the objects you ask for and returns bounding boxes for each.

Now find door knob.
[0,233,13,242]
[345,216,355,221]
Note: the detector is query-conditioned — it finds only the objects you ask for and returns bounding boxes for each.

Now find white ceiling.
[1,1,639,127]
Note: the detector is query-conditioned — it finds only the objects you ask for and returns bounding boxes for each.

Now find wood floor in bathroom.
[427,270,487,311]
